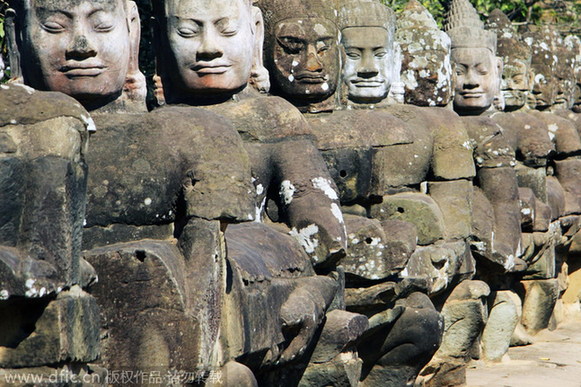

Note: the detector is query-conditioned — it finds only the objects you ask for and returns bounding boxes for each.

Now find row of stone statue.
[0,0,580,385]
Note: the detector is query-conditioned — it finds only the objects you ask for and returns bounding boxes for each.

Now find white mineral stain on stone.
[311,177,338,200]
[144,198,152,206]
[521,208,532,215]
[314,23,327,35]
[288,74,295,82]
[548,124,559,133]
[256,184,264,196]
[322,83,329,91]
[292,60,299,67]
[0,290,8,300]
[280,180,296,205]
[289,224,320,254]
[0,84,8,90]
[331,203,344,224]
[81,114,97,132]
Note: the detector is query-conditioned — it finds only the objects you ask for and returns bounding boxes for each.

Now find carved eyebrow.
[35,7,73,19]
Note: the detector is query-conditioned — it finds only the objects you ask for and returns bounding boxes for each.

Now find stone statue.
[0,0,104,378]
[258,0,486,385]
[397,0,453,108]
[485,9,533,113]
[153,0,357,384]
[565,35,581,113]
[445,0,502,116]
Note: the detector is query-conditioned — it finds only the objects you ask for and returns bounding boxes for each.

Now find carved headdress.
[397,0,453,106]
[444,0,497,54]
[337,0,394,32]
[485,9,530,62]
[257,0,339,36]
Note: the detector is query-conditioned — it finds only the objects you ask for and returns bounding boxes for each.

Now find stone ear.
[5,8,23,83]
[249,6,270,93]
[121,1,147,110]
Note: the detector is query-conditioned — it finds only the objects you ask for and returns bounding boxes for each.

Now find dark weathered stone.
[0,287,99,368]
[341,215,416,281]
[371,192,445,246]
[0,85,90,297]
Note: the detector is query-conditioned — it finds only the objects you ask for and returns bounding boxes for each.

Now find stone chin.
[502,90,527,110]
[347,82,389,104]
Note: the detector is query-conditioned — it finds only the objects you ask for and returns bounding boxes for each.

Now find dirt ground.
[466,315,581,387]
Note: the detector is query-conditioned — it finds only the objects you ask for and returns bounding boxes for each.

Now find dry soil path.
[466,316,581,387]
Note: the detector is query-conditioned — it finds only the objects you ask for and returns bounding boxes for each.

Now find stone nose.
[358,52,379,77]
[305,46,323,72]
[66,34,97,59]
[197,28,224,61]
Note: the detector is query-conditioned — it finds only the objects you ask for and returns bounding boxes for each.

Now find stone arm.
[461,116,522,271]
[245,139,348,269]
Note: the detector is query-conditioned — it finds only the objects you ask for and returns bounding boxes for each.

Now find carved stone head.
[486,9,532,111]
[153,0,266,104]
[7,0,143,111]
[565,35,581,112]
[553,45,576,110]
[397,0,453,107]
[445,0,502,115]
[523,28,557,110]
[258,0,340,112]
[337,0,395,105]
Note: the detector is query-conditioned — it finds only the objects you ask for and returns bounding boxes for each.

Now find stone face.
[396,0,453,107]
[257,0,340,113]
[445,0,500,115]
[8,0,145,112]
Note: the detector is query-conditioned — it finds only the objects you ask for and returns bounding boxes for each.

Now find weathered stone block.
[429,179,473,240]
[546,176,566,221]
[554,158,581,215]
[521,279,559,334]
[0,287,99,368]
[515,164,547,202]
[404,241,474,295]
[370,192,445,245]
[309,310,368,364]
[341,215,416,281]
[481,291,519,362]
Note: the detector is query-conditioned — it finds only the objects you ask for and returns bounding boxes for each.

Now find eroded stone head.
[565,35,581,112]
[397,0,452,107]
[523,27,557,110]
[337,0,395,105]
[486,9,532,111]
[8,0,138,111]
[154,0,263,104]
[445,0,501,115]
[258,0,340,112]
